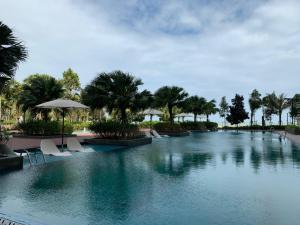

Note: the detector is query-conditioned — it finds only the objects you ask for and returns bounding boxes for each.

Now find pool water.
[1,131,300,225]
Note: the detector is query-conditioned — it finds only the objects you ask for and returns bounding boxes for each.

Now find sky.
[1,0,300,123]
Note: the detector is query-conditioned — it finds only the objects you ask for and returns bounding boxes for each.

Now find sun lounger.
[67,138,93,152]
[151,129,162,138]
[40,139,72,156]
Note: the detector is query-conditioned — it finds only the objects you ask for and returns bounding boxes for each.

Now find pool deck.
[276,131,300,146]
[6,133,97,150]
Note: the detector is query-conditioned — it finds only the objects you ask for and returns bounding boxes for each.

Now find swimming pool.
[0,131,300,225]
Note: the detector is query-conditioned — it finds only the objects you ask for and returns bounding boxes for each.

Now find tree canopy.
[183,96,206,122]
[18,74,64,120]
[62,68,81,100]
[82,70,151,123]
[226,94,249,126]
[154,86,188,124]
[0,21,27,85]
[249,89,261,126]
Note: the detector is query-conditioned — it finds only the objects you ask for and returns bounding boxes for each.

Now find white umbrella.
[142,108,163,120]
[36,99,89,149]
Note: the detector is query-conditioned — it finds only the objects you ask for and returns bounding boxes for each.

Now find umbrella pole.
[61,109,65,151]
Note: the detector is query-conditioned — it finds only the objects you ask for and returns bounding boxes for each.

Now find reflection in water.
[0,131,300,225]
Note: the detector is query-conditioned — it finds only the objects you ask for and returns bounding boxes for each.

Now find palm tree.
[18,74,64,120]
[0,21,27,84]
[203,99,218,122]
[219,96,229,127]
[289,94,300,125]
[183,96,206,122]
[154,86,188,124]
[82,71,151,124]
[262,93,277,125]
[249,89,261,126]
[273,93,289,126]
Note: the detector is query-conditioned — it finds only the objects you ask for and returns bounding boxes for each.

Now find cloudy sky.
[1,0,300,122]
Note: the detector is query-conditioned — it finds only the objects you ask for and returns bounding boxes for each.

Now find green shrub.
[18,120,73,135]
[286,125,300,135]
[223,125,286,130]
[153,122,185,133]
[138,121,160,128]
[180,122,206,130]
[66,121,91,131]
[204,121,218,130]
[89,121,143,139]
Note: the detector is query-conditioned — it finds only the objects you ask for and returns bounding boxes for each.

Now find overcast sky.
[1,0,300,122]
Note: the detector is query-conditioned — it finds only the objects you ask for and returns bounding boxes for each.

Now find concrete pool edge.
[85,137,152,147]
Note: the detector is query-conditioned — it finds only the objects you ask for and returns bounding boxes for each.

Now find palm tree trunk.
[250,111,253,126]
[121,108,127,124]
[279,111,282,126]
[206,114,209,122]
[194,113,197,122]
[168,106,173,124]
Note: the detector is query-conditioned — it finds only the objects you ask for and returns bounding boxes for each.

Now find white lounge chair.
[40,139,72,156]
[151,129,162,138]
[144,130,153,138]
[67,138,93,152]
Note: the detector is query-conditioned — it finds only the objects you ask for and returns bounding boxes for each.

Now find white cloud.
[1,0,300,123]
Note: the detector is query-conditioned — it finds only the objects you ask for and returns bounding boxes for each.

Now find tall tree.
[219,96,229,126]
[183,96,206,122]
[273,93,289,126]
[289,94,300,125]
[0,21,27,85]
[226,94,249,127]
[62,68,81,100]
[82,71,151,124]
[203,99,218,122]
[154,86,188,124]
[18,74,64,120]
[249,89,261,126]
[262,94,276,125]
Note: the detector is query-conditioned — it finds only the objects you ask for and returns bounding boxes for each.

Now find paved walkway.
[276,131,300,146]
[7,133,96,150]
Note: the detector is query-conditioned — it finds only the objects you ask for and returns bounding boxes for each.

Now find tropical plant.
[203,99,218,122]
[183,95,206,122]
[289,94,300,125]
[154,86,188,124]
[82,71,151,123]
[18,74,64,120]
[89,121,143,139]
[0,21,27,84]
[219,96,229,126]
[273,93,289,126]
[226,94,249,127]
[262,94,277,125]
[62,68,81,100]
[18,120,73,135]
[249,89,261,126]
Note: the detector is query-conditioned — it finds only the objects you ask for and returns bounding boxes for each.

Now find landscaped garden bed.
[153,122,190,137]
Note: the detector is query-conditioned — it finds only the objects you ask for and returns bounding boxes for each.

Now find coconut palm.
[183,96,206,122]
[82,71,151,124]
[0,21,27,84]
[219,96,229,126]
[262,93,277,125]
[18,74,64,120]
[154,86,188,124]
[249,89,261,126]
[203,99,218,122]
[273,93,289,126]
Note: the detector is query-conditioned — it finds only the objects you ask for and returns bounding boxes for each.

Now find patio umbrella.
[141,108,163,129]
[36,99,89,149]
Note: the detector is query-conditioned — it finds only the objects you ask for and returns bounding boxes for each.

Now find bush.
[153,122,185,133]
[286,125,300,135]
[204,121,218,130]
[89,121,144,139]
[66,121,91,131]
[180,122,206,131]
[18,120,73,135]
[138,121,160,128]
[223,125,286,130]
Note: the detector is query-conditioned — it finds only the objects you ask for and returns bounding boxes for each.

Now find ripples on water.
[0,131,300,225]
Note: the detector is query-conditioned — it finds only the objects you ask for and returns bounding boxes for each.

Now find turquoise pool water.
[1,131,300,225]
